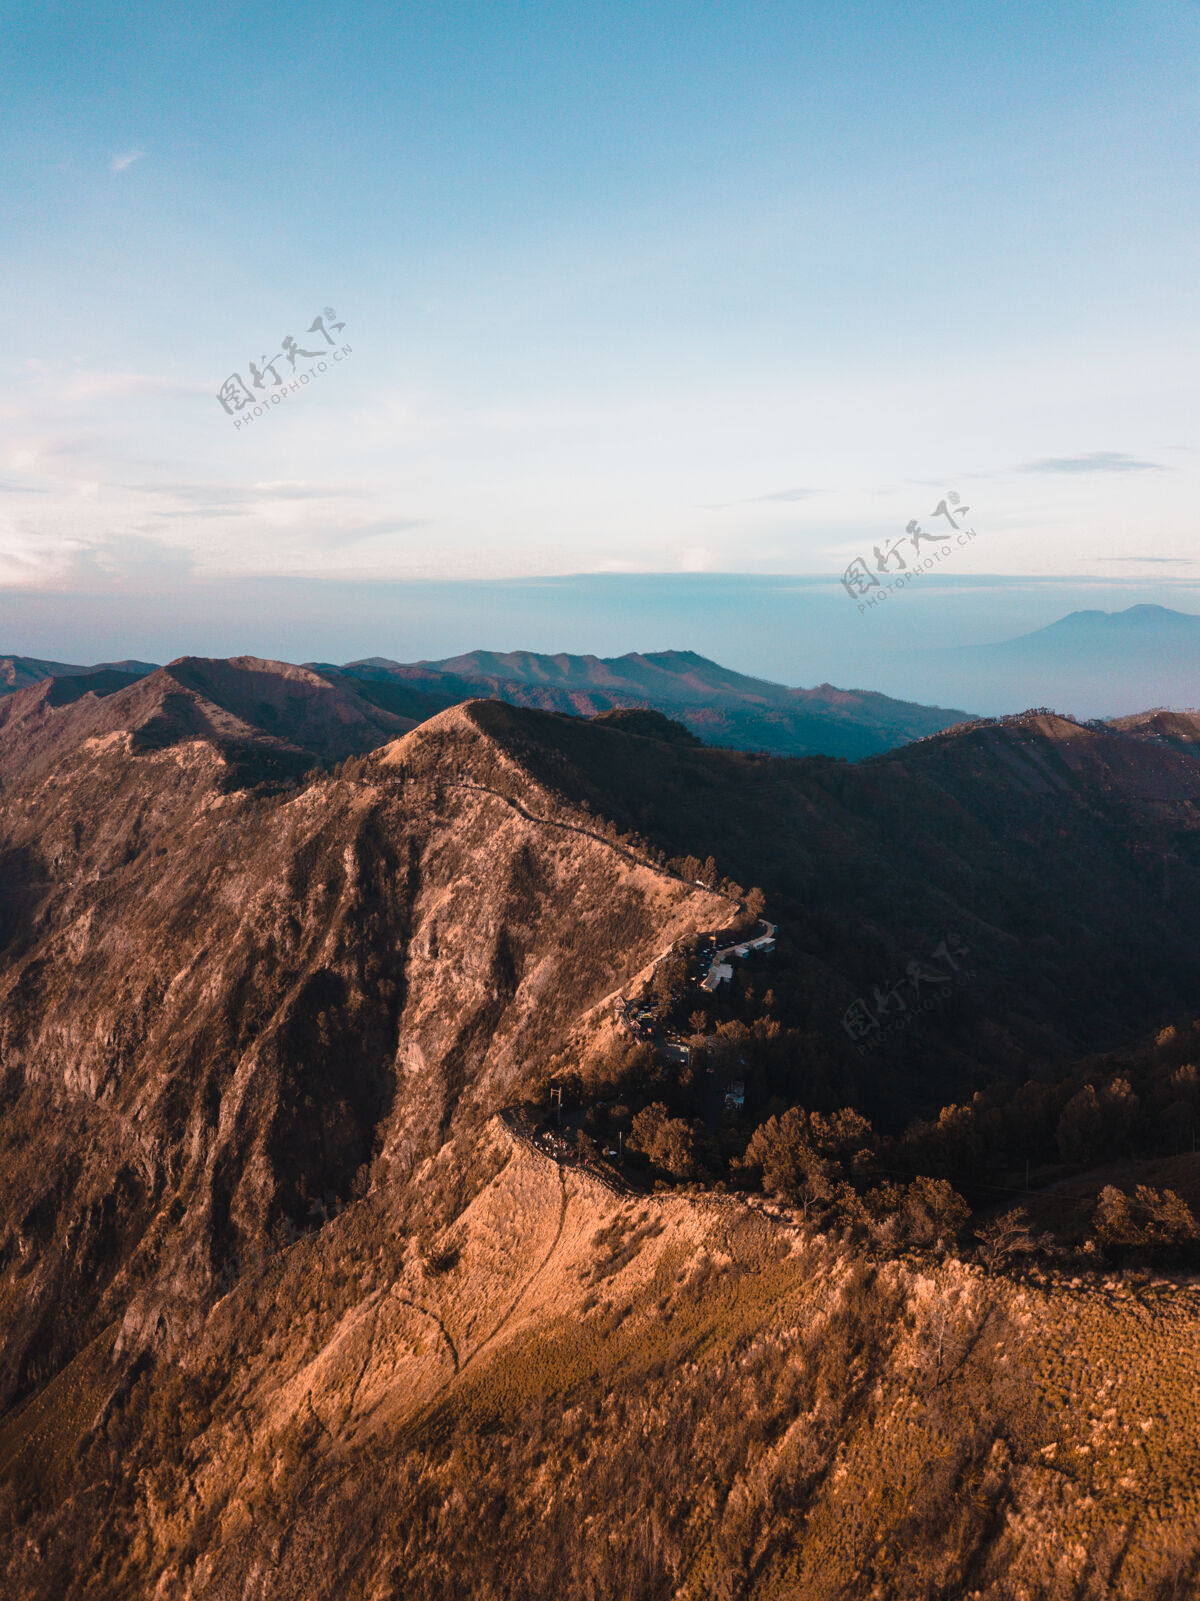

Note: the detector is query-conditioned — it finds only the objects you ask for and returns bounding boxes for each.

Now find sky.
[1,0,1198,669]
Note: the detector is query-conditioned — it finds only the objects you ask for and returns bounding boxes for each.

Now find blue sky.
[1,1,1198,662]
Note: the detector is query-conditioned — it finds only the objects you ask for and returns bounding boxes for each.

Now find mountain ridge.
[318,647,969,759]
[7,666,1200,1594]
[0,646,967,760]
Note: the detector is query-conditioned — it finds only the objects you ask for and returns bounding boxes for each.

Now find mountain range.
[4,651,1200,1594]
[0,646,968,761]
[12,600,1200,739]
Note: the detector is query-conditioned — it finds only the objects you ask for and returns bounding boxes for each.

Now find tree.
[650,952,688,1010]
[577,1036,655,1099]
[1099,1077,1140,1159]
[919,1287,986,1388]
[809,1107,875,1161]
[743,1109,809,1197]
[1140,1186,1199,1248]
[1093,1184,1199,1259]
[742,1109,838,1218]
[863,1181,908,1251]
[629,1103,697,1180]
[901,1177,970,1250]
[1056,1084,1102,1164]
[973,1208,1035,1275]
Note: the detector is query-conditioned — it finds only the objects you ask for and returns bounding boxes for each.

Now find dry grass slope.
[6,1129,1198,1599]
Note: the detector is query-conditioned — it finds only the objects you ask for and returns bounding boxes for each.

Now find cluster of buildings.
[699,922,777,993]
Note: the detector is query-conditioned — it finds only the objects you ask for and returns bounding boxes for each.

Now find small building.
[700,960,734,993]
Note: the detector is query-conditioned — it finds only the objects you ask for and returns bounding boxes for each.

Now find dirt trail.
[449,778,741,907]
[391,1294,460,1373]
[458,1162,568,1376]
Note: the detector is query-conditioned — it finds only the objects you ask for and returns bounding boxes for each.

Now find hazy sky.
[2,1,1198,651]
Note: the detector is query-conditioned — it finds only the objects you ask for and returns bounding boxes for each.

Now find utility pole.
[553,1084,563,1127]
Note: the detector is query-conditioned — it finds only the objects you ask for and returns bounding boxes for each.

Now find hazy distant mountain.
[0,655,158,693]
[320,647,968,759]
[898,604,1200,718]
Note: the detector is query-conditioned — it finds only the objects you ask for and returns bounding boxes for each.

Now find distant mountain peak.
[1043,603,1200,635]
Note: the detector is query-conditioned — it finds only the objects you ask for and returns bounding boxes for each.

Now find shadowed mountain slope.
[451,702,1200,1110]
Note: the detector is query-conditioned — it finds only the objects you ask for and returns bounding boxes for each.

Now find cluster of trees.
[1092,1184,1199,1260]
[554,1066,1200,1273]
[735,1103,1200,1270]
[627,1102,698,1180]
[895,1026,1200,1191]
[733,1106,971,1253]
[531,916,1200,1278]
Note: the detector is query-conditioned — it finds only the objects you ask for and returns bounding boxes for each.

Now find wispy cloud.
[2,434,94,474]
[110,149,146,173]
[133,485,429,541]
[132,481,371,521]
[1018,451,1166,474]
[62,370,208,401]
[705,486,817,508]
[250,481,368,501]
[151,507,248,521]
[338,517,432,544]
